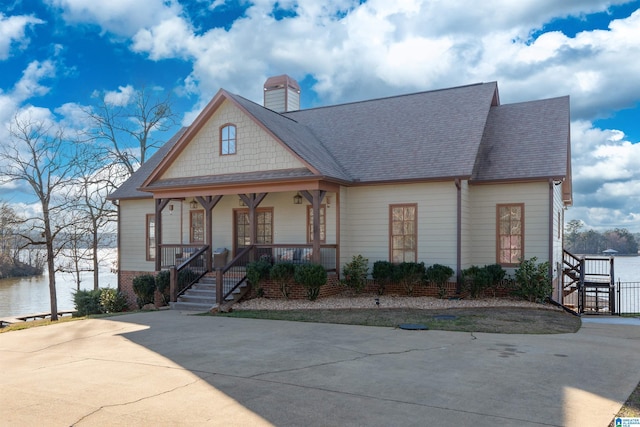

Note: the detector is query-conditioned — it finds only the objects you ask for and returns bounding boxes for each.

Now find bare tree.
[84,86,176,175]
[0,115,81,321]
[69,159,119,290]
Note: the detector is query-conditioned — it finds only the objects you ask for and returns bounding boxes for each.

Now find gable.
[161,99,306,180]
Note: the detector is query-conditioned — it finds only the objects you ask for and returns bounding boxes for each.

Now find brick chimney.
[263,75,300,112]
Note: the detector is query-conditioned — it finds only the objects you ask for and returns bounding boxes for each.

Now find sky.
[1,0,640,233]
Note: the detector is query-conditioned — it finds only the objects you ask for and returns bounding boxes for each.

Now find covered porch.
[149,182,341,303]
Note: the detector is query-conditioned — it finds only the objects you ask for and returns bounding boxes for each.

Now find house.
[108,75,572,308]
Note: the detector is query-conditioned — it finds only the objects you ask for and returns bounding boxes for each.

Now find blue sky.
[1,0,640,232]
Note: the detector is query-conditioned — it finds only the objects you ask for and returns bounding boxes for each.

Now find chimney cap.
[264,74,300,92]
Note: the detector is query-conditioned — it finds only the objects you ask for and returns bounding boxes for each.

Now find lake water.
[0,249,117,318]
[1,252,639,318]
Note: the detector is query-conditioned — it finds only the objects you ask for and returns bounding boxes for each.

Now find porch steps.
[170,277,249,312]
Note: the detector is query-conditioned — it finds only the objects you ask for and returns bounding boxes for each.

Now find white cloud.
[44,0,183,37]
[0,13,44,60]
[103,85,135,106]
[0,60,56,141]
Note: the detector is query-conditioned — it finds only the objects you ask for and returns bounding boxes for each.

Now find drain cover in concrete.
[433,315,458,321]
[398,323,428,330]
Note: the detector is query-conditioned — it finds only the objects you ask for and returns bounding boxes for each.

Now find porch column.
[196,195,222,271]
[239,192,267,252]
[154,198,171,271]
[301,190,326,264]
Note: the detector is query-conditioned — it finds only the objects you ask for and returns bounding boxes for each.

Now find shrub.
[246,259,272,297]
[425,264,454,299]
[73,289,103,316]
[294,263,327,301]
[461,265,491,298]
[514,257,552,302]
[342,254,369,293]
[132,274,156,308]
[99,288,129,313]
[372,261,394,295]
[155,270,171,304]
[485,263,507,297]
[270,262,296,299]
[394,262,426,296]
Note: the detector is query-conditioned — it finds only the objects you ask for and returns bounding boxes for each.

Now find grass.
[0,315,85,332]
[217,306,581,334]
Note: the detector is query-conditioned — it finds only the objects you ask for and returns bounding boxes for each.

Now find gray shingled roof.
[110,82,570,200]
[145,168,315,191]
[284,82,498,182]
[472,96,570,181]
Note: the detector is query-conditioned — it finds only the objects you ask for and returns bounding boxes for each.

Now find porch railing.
[159,244,208,269]
[562,249,615,313]
[167,245,209,300]
[216,243,339,303]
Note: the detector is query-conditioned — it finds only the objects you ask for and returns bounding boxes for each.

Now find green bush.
[461,265,491,298]
[372,261,394,295]
[294,263,327,301]
[342,254,369,293]
[73,289,103,316]
[394,262,426,296]
[155,270,171,304]
[514,257,552,302]
[270,262,296,299]
[99,288,129,313]
[425,264,454,299]
[246,259,272,297]
[462,264,508,298]
[132,274,156,308]
[485,263,507,297]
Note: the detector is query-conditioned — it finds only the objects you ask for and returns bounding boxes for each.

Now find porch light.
[293,192,303,205]
[169,204,174,215]
[190,199,198,209]
[239,197,246,206]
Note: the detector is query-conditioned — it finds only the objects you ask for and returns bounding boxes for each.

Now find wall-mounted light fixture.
[293,192,303,205]
[169,204,174,215]
[326,196,331,209]
[239,197,246,206]
[190,199,198,209]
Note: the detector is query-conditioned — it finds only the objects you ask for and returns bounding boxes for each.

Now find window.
[307,205,326,243]
[220,124,236,155]
[190,210,204,243]
[497,204,524,266]
[146,214,155,261]
[390,204,417,263]
[233,208,273,254]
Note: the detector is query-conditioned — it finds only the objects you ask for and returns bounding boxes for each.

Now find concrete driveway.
[1,310,640,426]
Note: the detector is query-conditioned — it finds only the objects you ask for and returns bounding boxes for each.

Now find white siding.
[162,100,305,179]
[468,182,550,272]
[340,182,458,272]
[460,180,471,272]
[119,199,156,272]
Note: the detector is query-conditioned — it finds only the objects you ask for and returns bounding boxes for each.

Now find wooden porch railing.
[562,249,615,313]
[216,243,339,304]
[167,245,209,301]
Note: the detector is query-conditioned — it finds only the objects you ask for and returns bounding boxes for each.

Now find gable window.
[497,204,524,266]
[220,124,236,155]
[146,214,156,261]
[307,205,326,243]
[390,204,417,263]
[190,210,204,243]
